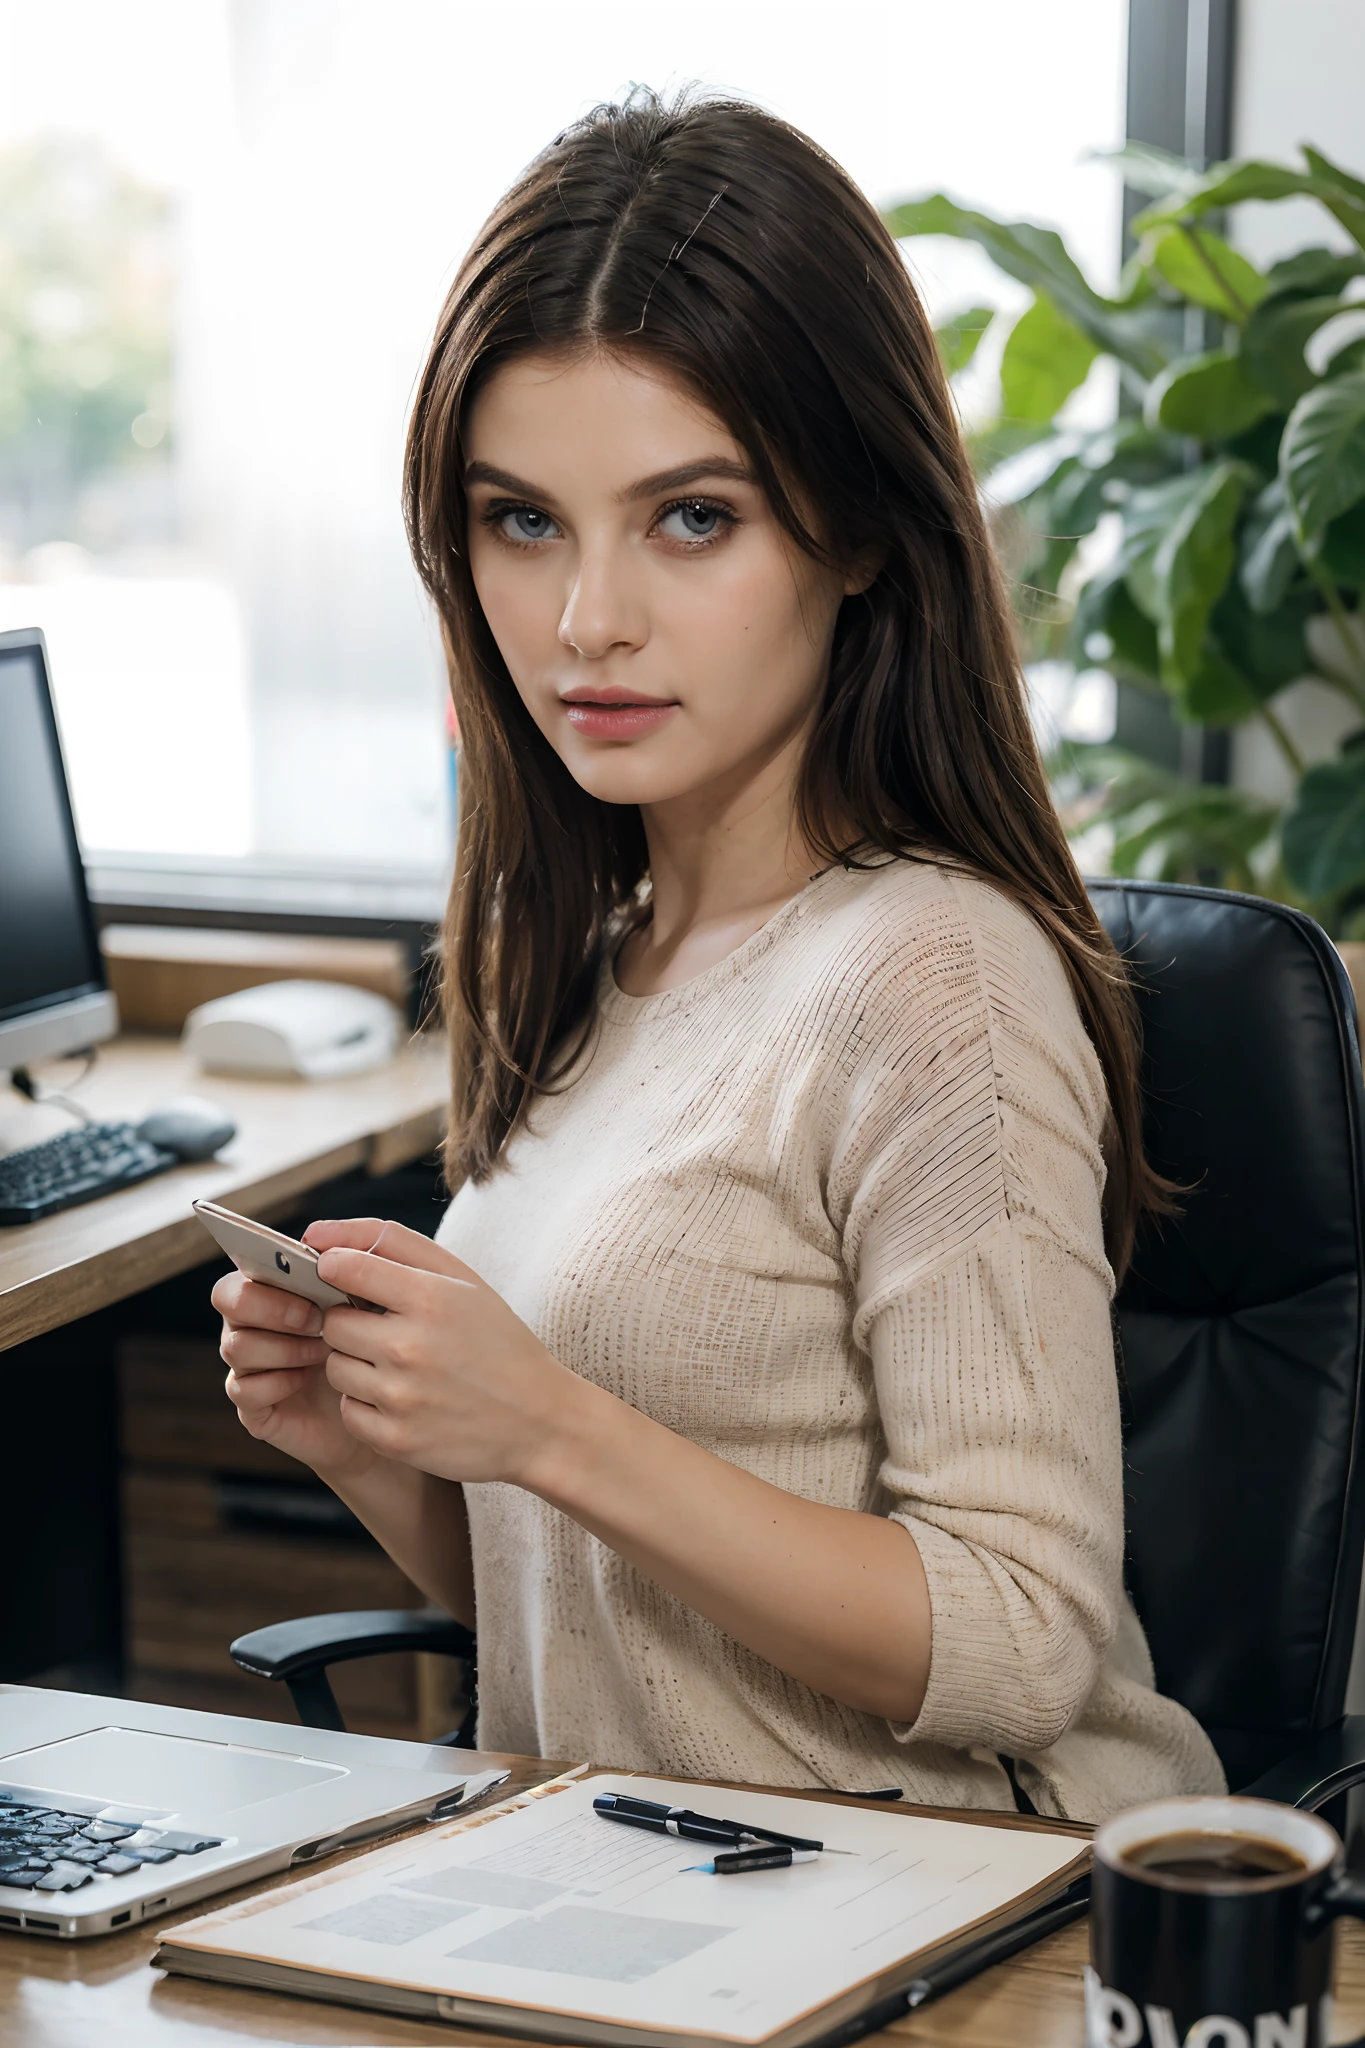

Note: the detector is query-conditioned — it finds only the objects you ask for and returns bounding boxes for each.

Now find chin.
[559,748,704,809]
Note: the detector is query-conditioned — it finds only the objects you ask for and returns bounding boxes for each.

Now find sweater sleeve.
[830,873,1124,1757]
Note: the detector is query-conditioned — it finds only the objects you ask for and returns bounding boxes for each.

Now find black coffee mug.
[1088,1795,1365,2048]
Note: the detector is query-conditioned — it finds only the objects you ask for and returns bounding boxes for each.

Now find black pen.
[901,1881,1090,2007]
[808,1878,1092,2048]
[592,1793,827,1854]
[593,1794,752,1849]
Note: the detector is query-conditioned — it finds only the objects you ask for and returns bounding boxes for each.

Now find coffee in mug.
[1087,1796,1365,2048]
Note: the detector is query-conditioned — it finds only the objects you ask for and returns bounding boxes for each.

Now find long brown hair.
[405,89,1164,1277]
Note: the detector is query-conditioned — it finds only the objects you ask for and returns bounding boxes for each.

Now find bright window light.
[0,0,1125,875]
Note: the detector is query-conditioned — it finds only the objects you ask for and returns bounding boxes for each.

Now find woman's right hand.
[213,1271,375,1482]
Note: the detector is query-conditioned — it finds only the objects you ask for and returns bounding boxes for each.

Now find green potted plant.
[885,144,1365,939]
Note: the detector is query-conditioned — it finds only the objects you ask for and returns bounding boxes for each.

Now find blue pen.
[686,1844,821,1874]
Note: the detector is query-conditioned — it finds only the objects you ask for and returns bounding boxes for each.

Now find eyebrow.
[462,457,756,506]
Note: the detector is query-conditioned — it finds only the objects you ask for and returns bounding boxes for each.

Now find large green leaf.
[1152,462,1248,694]
[1109,782,1279,887]
[1263,247,1365,303]
[1134,163,1326,224]
[1012,459,1106,579]
[1119,469,1222,622]
[1070,417,1181,485]
[1113,250,1161,310]
[1133,156,1365,252]
[1142,225,1266,320]
[1070,569,1161,684]
[884,193,1165,375]
[1021,526,1082,602]
[1327,333,1365,379]
[1047,459,1110,537]
[1180,647,1264,723]
[1322,498,1365,589]
[1059,746,1278,888]
[999,292,1098,421]
[1240,479,1302,613]
[985,418,1180,512]
[1208,582,1314,695]
[968,417,1056,479]
[1242,293,1351,407]
[1280,372,1365,539]
[1145,350,1275,440]
[1303,147,1365,210]
[1224,408,1290,483]
[934,305,994,376]
[886,194,1091,306]
[1283,751,1365,896]
[1095,141,1202,202]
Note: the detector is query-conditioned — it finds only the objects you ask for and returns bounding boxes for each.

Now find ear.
[842,549,885,598]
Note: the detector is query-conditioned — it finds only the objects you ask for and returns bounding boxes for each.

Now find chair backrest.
[1090,880,1365,1790]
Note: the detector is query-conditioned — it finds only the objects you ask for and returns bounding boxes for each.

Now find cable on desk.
[8,1047,99,1125]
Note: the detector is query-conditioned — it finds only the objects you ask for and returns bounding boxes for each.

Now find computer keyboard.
[0,1121,179,1225]
[0,1796,221,1892]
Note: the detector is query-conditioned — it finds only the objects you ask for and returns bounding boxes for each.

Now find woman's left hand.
[305,1218,581,1486]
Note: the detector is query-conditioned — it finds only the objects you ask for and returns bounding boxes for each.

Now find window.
[0,0,1125,893]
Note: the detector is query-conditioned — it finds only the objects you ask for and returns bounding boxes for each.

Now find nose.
[558,541,647,660]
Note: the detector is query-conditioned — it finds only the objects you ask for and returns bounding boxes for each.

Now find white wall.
[1228,0,1365,803]
[1231,0,1365,268]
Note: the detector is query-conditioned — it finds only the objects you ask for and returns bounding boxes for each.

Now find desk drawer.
[122,1478,464,1738]
[117,1334,467,1741]
[119,1333,301,1477]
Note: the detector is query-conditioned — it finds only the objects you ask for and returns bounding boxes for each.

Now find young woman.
[216,92,1223,1821]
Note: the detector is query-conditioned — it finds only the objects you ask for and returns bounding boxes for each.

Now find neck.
[652,722,816,898]
[617,727,834,997]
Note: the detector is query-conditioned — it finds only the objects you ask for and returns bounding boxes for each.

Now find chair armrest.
[230,1609,475,1680]
[230,1609,476,1734]
[1240,1716,1365,1810]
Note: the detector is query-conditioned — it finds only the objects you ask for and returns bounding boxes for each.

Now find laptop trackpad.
[1,1727,345,1815]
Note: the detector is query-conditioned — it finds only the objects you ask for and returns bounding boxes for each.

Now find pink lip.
[562,700,678,740]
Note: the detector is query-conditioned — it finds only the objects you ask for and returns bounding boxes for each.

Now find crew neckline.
[598,862,857,1024]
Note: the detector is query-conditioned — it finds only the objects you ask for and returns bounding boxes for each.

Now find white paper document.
[160,1773,1085,2042]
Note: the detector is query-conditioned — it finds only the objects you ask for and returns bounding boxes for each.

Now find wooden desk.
[4,1755,1365,2047]
[0,1033,449,1351]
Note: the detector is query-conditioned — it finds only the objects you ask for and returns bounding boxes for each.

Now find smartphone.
[192,1199,384,1313]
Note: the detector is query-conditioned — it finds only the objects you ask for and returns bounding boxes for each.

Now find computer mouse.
[136,1096,238,1161]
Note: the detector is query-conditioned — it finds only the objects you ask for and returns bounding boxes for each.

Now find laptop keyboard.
[0,1798,222,1893]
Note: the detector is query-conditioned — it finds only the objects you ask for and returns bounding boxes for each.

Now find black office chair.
[229,880,1365,1812]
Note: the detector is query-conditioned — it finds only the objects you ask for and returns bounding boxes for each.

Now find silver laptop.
[0,1686,508,1939]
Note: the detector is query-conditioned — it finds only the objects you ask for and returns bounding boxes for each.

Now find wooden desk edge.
[8,1753,1364,2048]
[0,1093,448,1350]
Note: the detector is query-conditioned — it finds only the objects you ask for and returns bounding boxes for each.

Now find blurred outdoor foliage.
[0,137,174,555]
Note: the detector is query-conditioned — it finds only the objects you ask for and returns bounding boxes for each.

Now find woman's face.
[464,349,856,813]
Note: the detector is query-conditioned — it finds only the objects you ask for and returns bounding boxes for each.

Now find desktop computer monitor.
[0,626,118,1072]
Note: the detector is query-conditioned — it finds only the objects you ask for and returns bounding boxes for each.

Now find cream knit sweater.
[436,858,1224,1821]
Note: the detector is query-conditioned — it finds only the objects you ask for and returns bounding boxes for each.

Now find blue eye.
[658,499,726,542]
[499,506,559,542]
